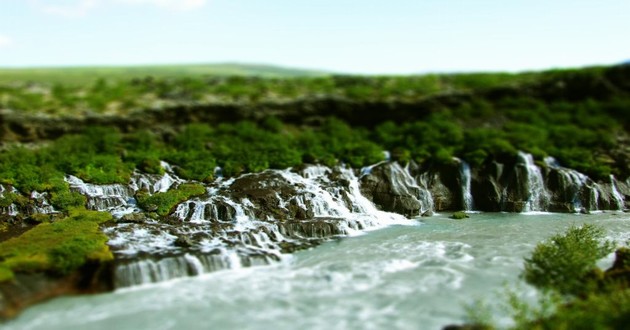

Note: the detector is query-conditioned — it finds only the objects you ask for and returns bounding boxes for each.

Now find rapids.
[5,212,630,330]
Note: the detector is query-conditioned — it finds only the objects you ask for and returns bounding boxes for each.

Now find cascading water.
[516,151,549,212]
[109,165,410,288]
[458,160,474,211]
[610,175,625,211]
[130,161,182,194]
[387,162,434,215]
[544,156,598,212]
[0,185,20,216]
[66,175,137,217]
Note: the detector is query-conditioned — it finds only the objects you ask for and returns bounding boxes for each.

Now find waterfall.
[516,152,549,212]
[66,175,137,217]
[110,164,410,288]
[129,162,183,194]
[610,175,625,211]
[29,191,56,214]
[388,162,433,215]
[459,160,474,211]
[544,157,591,212]
[0,185,20,216]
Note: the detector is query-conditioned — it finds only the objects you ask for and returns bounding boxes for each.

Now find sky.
[0,0,629,74]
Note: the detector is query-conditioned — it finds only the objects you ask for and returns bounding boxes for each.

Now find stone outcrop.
[0,262,113,320]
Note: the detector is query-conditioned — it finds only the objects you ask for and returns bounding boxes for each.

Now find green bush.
[50,190,86,212]
[522,224,614,296]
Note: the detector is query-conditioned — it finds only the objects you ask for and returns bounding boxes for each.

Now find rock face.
[360,162,425,216]
[0,262,113,320]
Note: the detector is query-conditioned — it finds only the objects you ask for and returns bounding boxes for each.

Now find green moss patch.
[0,209,114,282]
[136,183,206,216]
[450,211,470,220]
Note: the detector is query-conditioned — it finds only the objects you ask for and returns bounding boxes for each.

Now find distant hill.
[0,63,328,85]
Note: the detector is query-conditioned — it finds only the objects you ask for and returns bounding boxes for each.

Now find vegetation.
[523,224,614,296]
[0,209,113,282]
[136,183,206,216]
[470,225,630,329]
[0,63,326,85]
[2,64,628,181]
[450,211,470,220]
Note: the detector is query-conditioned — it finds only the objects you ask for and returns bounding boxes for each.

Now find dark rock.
[0,262,113,320]
[443,325,491,330]
[174,235,194,248]
[360,162,421,217]
[119,213,147,223]
[604,247,630,286]
[471,161,505,212]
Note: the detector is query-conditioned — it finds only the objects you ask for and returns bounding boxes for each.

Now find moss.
[0,266,13,282]
[136,183,206,216]
[451,211,470,220]
[0,209,113,282]
[27,213,53,223]
[50,190,87,212]
[0,192,29,208]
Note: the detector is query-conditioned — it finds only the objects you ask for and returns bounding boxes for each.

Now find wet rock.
[360,162,422,217]
[174,235,194,248]
[230,171,299,220]
[119,213,147,223]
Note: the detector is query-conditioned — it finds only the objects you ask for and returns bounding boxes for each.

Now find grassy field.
[0,63,328,85]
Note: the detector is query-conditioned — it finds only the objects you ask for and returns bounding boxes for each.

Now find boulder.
[360,162,422,217]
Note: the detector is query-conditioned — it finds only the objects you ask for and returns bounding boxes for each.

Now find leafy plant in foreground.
[522,224,614,296]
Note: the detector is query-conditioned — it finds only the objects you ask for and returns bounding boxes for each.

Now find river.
[5,212,630,330]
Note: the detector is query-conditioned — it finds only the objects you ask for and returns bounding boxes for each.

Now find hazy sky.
[0,0,628,74]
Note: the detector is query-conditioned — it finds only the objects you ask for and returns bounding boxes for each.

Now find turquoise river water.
[5,212,630,330]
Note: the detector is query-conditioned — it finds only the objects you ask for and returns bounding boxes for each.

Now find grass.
[0,209,114,282]
[0,63,327,85]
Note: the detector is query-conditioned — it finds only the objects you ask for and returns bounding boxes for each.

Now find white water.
[7,212,630,330]
[516,152,549,212]
[545,156,595,212]
[458,160,474,211]
[387,162,433,215]
[108,165,410,288]
[610,175,625,211]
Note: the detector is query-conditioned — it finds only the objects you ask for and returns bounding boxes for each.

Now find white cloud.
[30,0,207,16]
[0,35,13,48]
[31,0,100,17]
[117,0,207,11]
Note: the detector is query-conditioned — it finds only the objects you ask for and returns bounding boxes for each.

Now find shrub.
[522,224,614,296]
[50,190,86,212]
